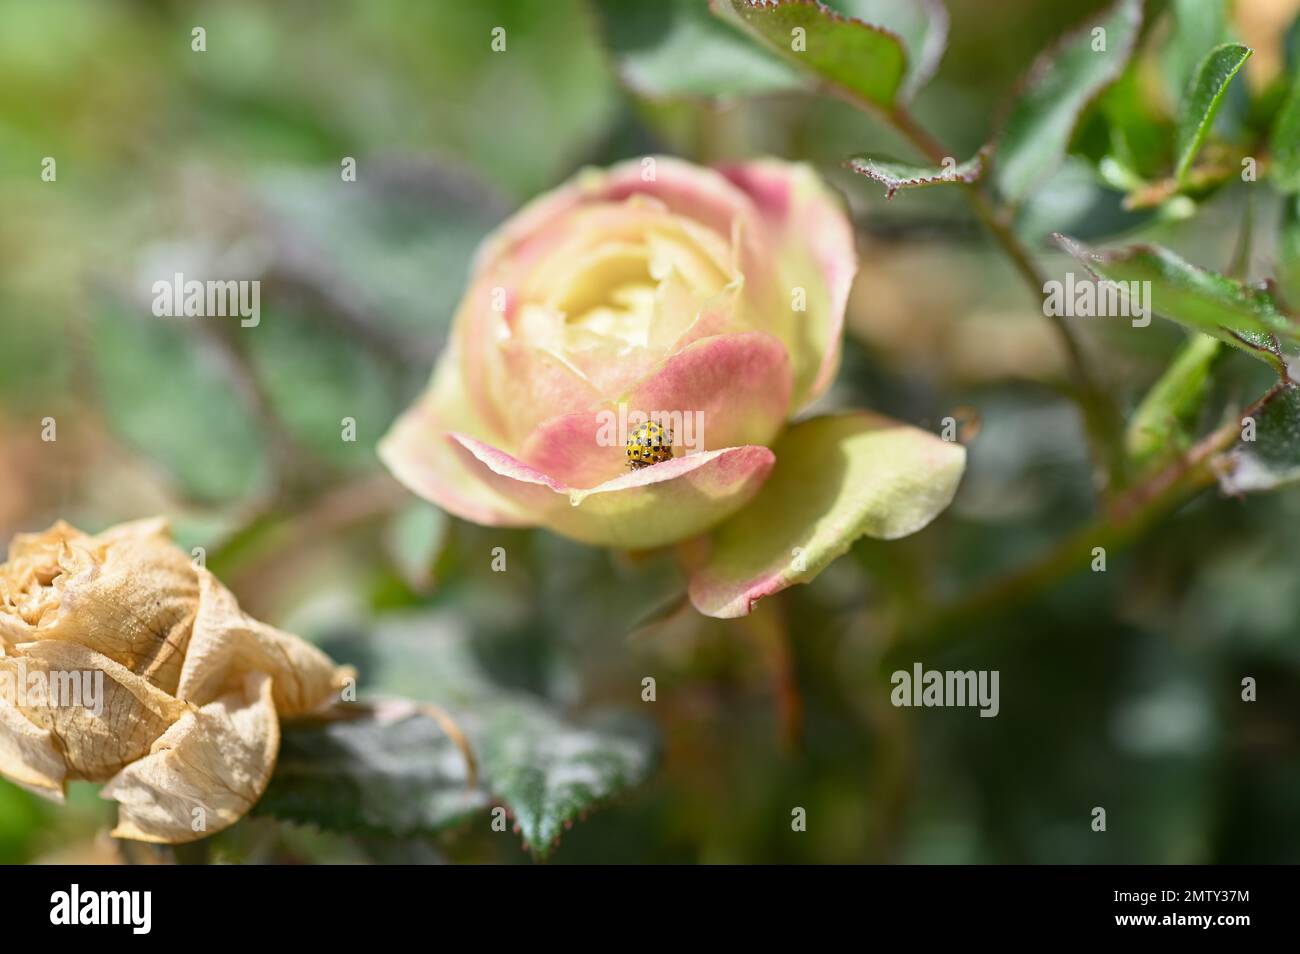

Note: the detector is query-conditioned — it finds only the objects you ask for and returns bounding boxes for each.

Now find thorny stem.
[886,107,1129,490]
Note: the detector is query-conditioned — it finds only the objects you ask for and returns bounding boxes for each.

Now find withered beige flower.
[0,518,346,843]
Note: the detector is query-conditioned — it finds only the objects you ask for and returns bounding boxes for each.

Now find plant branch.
[889,382,1286,661]
[885,106,1129,489]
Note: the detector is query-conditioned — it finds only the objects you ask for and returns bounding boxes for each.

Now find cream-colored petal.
[8,641,188,782]
[177,570,340,716]
[0,698,67,799]
[33,521,198,694]
[103,672,278,844]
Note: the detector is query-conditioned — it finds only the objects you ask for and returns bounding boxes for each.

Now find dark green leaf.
[1173,43,1252,184]
[1219,385,1300,493]
[475,706,657,856]
[844,148,985,198]
[836,0,947,101]
[295,615,658,858]
[595,0,806,98]
[1055,235,1298,372]
[710,0,907,111]
[994,0,1142,205]
[258,708,488,836]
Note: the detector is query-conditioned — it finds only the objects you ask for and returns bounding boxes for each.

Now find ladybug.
[626,420,674,469]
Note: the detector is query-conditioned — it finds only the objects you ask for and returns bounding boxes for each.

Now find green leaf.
[266,615,658,857]
[993,0,1143,205]
[595,0,806,98]
[246,310,400,471]
[258,708,489,837]
[845,148,986,198]
[1095,66,1174,182]
[836,0,948,101]
[92,309,269,502]
[255,166,503,347]
[1161,0,1229,102]
[1218,385,1300,494]
[1272,70,1300,194]
[474,706,657,856]
[686,412,966,618]
[1173,43,1252,185]
[1280,194,1300,306]
[385,502,449,593]
[1126,333,1222,467]
[1055,235,1298,372]
[710,0,907,112]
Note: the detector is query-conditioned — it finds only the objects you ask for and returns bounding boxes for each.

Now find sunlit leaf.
[710,0,907,111]
[1173,43,1251,185]
[994,0,1142,204]
[837,0,948,101]
[1056,235,1298,372]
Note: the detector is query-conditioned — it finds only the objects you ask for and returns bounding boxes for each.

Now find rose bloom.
[381,157,965,617]
[0,519,344,843]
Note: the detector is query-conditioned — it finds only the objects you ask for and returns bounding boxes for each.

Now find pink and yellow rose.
[381,156,965,617]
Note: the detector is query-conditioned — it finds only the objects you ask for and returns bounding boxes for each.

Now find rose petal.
[0,698,66,800]
[103,671,278,844]
[627,331,792,448]
[177,569,341,715]
[448,434,776,549]
[685,412,965,618]
[378,349,538,528]
[4,641,188,781]
[30,521,198,695]
[519,331,793,488]
[719,160,858,409]
[473,157,769,279]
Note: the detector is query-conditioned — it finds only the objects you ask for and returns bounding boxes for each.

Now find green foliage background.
[1,0,1298,863]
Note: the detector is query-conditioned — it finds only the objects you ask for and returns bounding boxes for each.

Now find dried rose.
[0,518,345,843]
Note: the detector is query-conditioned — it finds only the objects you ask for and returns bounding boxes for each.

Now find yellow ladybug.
[626,420,674,469]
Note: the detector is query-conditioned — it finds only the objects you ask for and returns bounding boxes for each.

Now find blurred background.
[1,0,1299,863]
